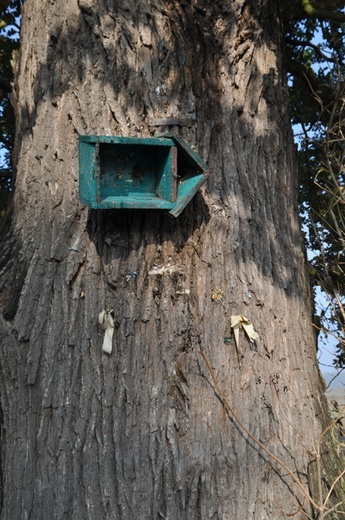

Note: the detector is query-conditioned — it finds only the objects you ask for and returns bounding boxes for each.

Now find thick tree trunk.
[0,0,343,519]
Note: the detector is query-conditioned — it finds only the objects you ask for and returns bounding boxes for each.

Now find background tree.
[0,0,344,519]
[284,1,345,370]
[0,0,20,217]
[299,81,345,370]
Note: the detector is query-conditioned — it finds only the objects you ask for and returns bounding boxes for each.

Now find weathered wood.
[0,0,343,519]
[78,134,209,216]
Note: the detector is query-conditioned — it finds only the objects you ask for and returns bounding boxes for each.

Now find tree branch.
[285,38,338,63]
[301,0,345,22]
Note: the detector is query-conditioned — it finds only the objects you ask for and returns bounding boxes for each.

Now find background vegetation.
[284,1,345,370]
[0,0,20,218]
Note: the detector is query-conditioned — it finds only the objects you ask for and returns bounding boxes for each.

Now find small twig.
[199,348,321,512]
[275,497,306,518]
[316,409,345,515]
[322,469,345,511]
[326,367,345,390]
[320,501,344,519]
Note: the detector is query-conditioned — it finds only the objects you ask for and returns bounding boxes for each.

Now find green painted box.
[78,135,210,217]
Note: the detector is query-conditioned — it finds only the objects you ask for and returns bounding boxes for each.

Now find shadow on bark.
[87,191,211,256]
[9,0,304,303]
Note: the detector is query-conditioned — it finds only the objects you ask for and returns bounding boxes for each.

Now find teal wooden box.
[78,135,210,217]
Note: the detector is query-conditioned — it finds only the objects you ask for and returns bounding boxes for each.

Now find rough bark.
[0,0,343,519]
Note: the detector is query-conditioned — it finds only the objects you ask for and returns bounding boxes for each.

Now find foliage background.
[0,0,20,217]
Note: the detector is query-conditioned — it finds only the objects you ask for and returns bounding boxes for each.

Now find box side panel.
[79,140,98,207]
[97,196,174,210]
[79,135,174,147]
[169,174,208,217]
[156,146,177,202]
[171,134,210,173]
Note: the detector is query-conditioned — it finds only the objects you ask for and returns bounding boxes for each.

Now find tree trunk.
[0,1,342,519]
